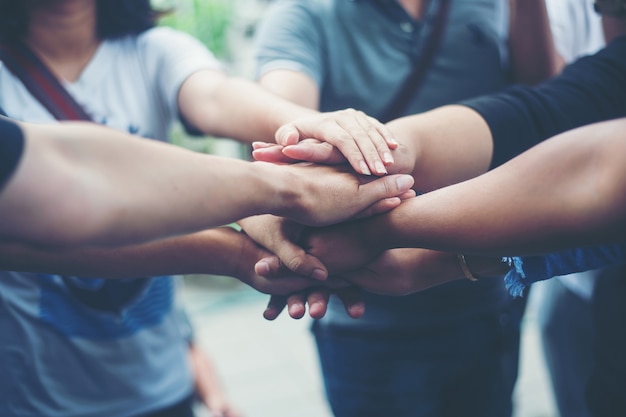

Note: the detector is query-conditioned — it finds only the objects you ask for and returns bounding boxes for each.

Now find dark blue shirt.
[462,35,626,169]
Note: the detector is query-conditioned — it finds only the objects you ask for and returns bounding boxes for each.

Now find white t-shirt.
[0,26,221,140]
[0,27,221,417]
[546,0,605,62]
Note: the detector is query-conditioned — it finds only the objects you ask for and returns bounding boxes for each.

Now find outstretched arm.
[178,71,396,176]
[323,118,626,257]
[254,35,626,188]
[0,118,414,248]
[0,227,324,295]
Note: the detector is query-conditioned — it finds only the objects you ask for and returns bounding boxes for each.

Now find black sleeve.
[461,35,626,169]
[0,116,25,193]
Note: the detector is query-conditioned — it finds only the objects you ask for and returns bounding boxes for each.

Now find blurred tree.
[156,0,234,60]
[152,0,236,152]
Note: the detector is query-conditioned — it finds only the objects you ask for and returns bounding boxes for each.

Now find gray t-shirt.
[255,0,514,329]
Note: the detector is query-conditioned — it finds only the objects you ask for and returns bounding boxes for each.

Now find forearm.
[0,121,286,247]
[366,119,626,255]
[385,105,494,191]
[179,73,317,144]
[0,227,256,278]
[508,0,564,84]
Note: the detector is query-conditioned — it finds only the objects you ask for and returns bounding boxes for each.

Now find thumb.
[256,241,329,281]
[361,174,414,201]
[275,124,301,146]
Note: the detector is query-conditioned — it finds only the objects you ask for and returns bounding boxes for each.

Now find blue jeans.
[134,394,195,417]
[313,304,521,417]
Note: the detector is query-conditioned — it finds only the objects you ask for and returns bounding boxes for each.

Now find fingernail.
[383,152,394,165]
[360,161,371,175]
[256,261,270,276]
[312,268,327,281]
[375,161,387,175]
[389,137,399,146]
[396,175,413,190]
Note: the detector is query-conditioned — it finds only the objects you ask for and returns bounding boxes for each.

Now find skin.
[0,0,409,411]
[257,118,626,318]
[0,119,415,248]
[21,0,397,176]
[252,4,626,319]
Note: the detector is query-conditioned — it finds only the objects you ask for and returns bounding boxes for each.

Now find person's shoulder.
[133,26,210,58]
[270,0,332,16]
[136,26,198,46]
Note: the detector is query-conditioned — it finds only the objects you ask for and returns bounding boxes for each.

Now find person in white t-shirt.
[0,1,404,417]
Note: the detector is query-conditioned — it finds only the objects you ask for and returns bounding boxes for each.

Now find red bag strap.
[0,41,92,121]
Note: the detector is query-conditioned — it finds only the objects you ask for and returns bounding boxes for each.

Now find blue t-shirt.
[255,0,513,329]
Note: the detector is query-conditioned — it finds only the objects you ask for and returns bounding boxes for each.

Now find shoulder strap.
[0,41,92,121]
[381,0,451,123]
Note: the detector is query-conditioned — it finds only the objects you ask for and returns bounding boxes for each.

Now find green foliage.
[154,0,234,60]
[152,0,236,152]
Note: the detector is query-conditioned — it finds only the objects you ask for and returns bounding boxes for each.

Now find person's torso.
[256,0,514,328]
[0,27,221,416]
[260,0,510,118]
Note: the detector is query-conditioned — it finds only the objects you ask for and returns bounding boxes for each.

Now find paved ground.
[182,276,560,417]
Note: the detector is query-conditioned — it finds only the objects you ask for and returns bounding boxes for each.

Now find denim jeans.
[313,303,522,417]
[134,394,195,417]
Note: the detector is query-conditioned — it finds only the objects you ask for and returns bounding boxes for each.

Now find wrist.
[249,162,299,218]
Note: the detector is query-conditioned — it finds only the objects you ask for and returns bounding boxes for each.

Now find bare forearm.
[0,121,286,247]
[367,119,626,255]
[0,227,255,278]
[385,105,494,191]
[179,74,317,143]
[508,0,564,84]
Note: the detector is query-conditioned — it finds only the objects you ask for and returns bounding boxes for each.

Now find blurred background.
[154,1,560,416]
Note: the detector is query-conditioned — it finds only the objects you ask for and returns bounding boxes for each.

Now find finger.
[306,289,331,319]
[254,255,282,278]
[354,189,416,218]
[334,112,386,176]
[354,197,401,219]
[352,110,394,172]
[287,293,308,319]
[275,124,301,146]
[252,147,298,164]
[252,141,279,150]
[255,243,328,282]
[282,142,347,165]
[399,190,417,200]
[336,287,365,318]
[358,174,414,207]
[263,295,287,321]
[365,115,400,150]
